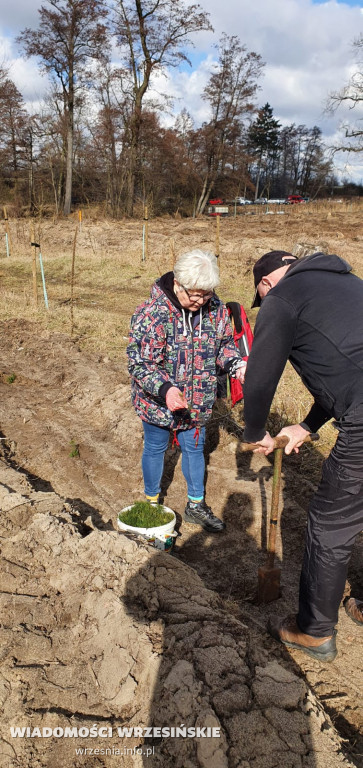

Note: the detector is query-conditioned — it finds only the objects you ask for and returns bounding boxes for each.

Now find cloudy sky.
[1,0,362,182]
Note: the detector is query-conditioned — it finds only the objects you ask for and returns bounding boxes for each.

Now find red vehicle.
[286,194,305,204]
[209,198,223,205]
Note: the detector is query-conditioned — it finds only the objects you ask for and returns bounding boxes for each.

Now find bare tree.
[326,34,363,154]
[18,0,109,215]
[88,63,133,216]
[276,124,331,198]
[110,0,212,215]
[0,70,30,206]
[194,35,263,215]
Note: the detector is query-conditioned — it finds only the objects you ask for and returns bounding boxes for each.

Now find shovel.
[239,433,319,604]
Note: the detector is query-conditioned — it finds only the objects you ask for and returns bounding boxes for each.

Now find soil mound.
[0,319,361,767]
[0,460,355,768]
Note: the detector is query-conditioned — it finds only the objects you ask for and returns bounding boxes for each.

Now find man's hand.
[276,424,311,454]
[234,361,247,384]
[251,431,275,455]
[166,387,188,412]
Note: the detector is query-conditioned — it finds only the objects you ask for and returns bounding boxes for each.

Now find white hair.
[173,249,220,290]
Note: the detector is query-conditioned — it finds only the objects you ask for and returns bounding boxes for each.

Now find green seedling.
[118,501,174,528]
[69,438,80,458]
[6,373,16,384]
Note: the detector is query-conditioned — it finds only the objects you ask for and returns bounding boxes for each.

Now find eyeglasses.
[182,287,214,302]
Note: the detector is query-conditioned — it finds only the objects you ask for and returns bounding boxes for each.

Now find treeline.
[0,0,346,218]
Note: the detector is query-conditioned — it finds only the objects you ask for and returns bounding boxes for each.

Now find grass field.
[1,199,362,477]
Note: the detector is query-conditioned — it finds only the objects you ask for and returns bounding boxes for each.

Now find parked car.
[286,195,305,204]
[209,198,223,205]
[234,197,251,205]
[268,198,286,204]
[254,197,268,204]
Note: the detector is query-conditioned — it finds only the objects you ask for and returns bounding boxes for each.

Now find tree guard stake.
[3,206,12,257]
[215,213,220,258]
[170,237,175,271]
[70,225,78,336]
[30,221,38,307]
[38,250,49,310]
[5,232,10,258]
[142,205,148,262]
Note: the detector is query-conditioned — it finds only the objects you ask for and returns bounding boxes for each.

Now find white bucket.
[117,505,177,552]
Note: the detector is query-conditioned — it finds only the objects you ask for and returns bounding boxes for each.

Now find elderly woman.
[127,249,245,532]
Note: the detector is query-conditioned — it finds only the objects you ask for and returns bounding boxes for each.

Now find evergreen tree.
[248,102,280,199]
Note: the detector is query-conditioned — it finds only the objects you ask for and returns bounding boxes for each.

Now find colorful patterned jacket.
[127,275,242,429]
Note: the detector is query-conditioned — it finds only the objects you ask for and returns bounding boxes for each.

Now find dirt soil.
[0,208,362,767]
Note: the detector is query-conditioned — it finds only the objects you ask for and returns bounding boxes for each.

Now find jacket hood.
[155,271,183,311]
[284,252,352,280]
[152,272,220,339]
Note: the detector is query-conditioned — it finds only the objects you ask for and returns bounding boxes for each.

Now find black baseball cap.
[251,250,298,307]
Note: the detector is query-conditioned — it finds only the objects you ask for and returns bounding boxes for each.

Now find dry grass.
[0,200,362,480]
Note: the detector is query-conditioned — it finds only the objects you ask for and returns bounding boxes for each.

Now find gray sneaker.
[183,500,226,532]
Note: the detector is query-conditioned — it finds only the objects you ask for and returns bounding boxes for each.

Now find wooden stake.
[70,225,78,336]
[30,221,38,307]
[169,237,175,271]
[215,214,220,258]
[144,205,149,261]
[78,209,82,232]
[3,206,12,257]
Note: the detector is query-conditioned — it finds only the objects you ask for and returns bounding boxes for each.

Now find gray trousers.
[298,404,363,636]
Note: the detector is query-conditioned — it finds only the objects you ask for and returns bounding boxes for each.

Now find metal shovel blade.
[257,564,281,604]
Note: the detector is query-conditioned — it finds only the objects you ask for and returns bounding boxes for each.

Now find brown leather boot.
[268,614,337,662]
[345,598,363,626]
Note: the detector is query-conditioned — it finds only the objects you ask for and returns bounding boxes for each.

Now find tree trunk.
[28,129,35,214]
[196,178,215,215]
[125,100,142,217]
[63,113,73,215]
[63,67,74,216]
[195,176,209,216]
[254,154,262,200]
[49,158,59,215]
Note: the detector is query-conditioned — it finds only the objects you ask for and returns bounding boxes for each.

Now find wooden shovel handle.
[267,434,317,563]
[239,432,319,452]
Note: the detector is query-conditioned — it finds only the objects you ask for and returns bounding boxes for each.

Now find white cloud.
[9,56,48,103]
[168,0,363,180]
[0,0,40,36]
[148,55,215,125]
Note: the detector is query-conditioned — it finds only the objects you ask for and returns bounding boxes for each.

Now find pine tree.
[248,103,280,199]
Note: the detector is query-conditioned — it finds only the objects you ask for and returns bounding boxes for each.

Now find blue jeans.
[142,421,206,500]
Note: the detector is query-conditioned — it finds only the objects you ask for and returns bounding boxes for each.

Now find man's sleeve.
[243,295,298,442]
[300,402,331,433]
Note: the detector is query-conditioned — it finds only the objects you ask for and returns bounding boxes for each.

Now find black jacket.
[243,252,363,442]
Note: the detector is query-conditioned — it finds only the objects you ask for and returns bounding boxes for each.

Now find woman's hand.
[251,431,276,455]
[166,387,189,412]
[234,361,247,384]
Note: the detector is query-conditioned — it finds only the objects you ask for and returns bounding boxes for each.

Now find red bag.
[226,302,254,406]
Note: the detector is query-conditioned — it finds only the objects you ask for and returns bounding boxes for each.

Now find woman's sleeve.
[215,308,243,370]
[127,304,176,396]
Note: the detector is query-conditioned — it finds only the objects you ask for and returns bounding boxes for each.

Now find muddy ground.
[0,206,362,767]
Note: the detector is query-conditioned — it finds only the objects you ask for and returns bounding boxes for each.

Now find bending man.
[243,250,363,661]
